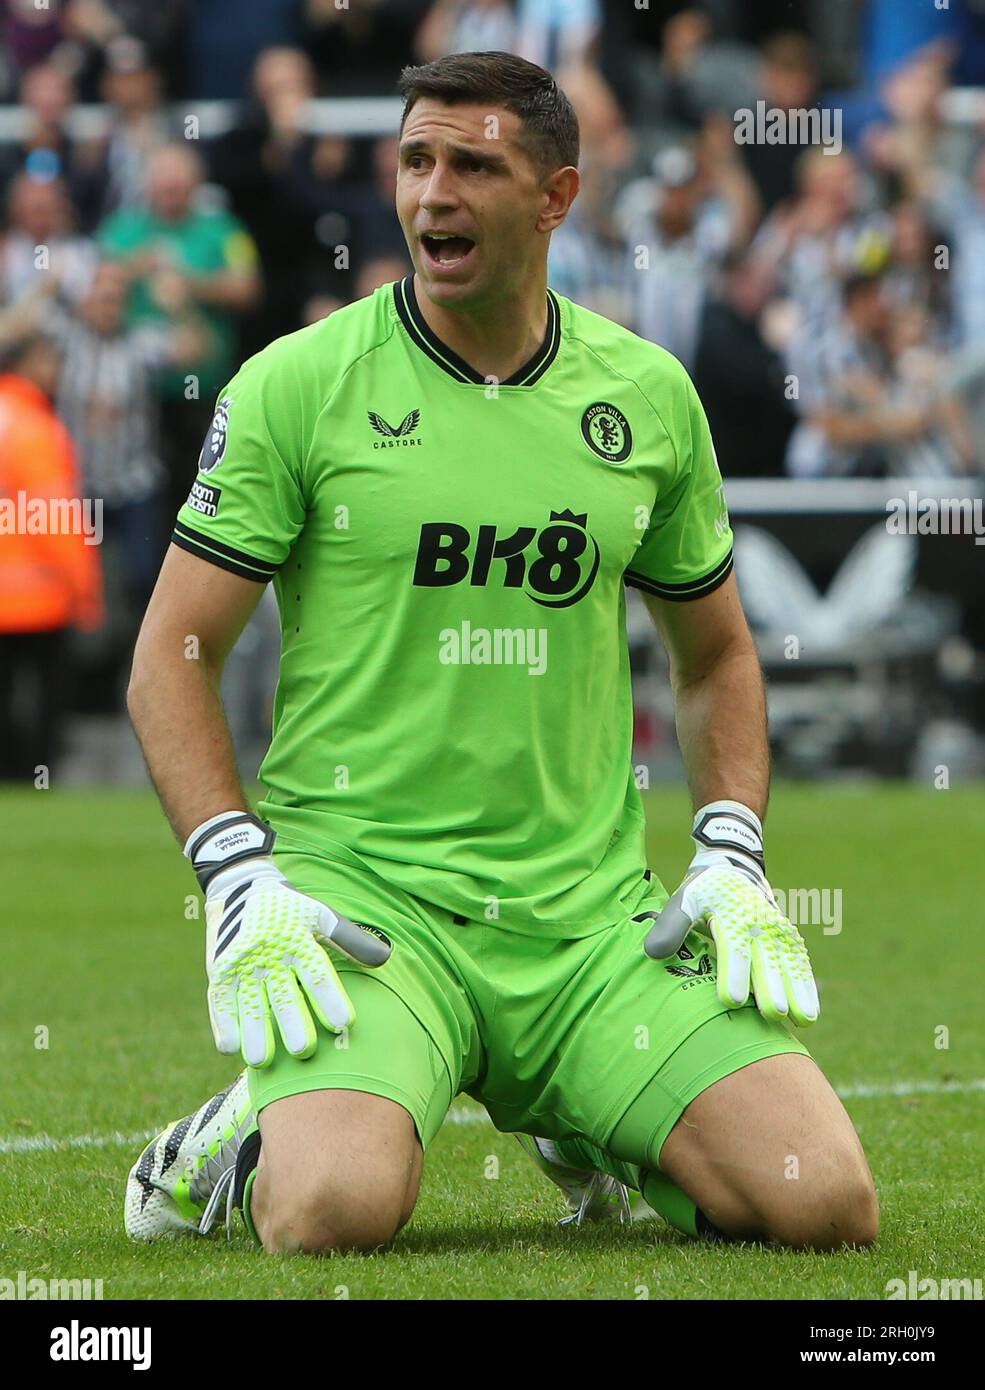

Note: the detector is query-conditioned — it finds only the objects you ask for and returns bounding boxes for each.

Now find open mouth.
[420,232,477,270]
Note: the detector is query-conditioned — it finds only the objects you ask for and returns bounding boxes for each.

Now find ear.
[537,166,580,234]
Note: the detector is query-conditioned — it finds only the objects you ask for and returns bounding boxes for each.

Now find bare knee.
[254,1173,406,1255]
[761,1161,880,1251]
[251,1089,423,1255]
[663,1055,880,1252]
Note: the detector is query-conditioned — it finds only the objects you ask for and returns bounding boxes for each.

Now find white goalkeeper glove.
[641,801,820,1027]
[185,812,391,1068]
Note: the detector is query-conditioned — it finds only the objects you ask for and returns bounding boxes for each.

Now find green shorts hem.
[604,1014,812,1160]
[655,1034,811,1161]
[247,1067,449,1151]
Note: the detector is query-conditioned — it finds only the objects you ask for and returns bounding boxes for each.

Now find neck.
[412,272,549,383]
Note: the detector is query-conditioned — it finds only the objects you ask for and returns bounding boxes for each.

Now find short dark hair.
[843,269,886,305]
[397,51,579,178]
[762,32,817,74]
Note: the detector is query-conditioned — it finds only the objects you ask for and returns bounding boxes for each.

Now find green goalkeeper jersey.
[173,277,733,936]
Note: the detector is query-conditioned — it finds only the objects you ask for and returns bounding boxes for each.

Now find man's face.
[657,180,701,238]
[763,62,816,112]
[105,67,160,116]
[803,153,856,219]
[396,99,554,308]
[147,157,197,222]
[253,49,312,107]
[849,283,889,340]
[23,66,72,125]
[83,266,127,335]
[11,177,66,240]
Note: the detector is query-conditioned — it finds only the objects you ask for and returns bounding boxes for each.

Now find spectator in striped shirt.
[784,270,975,479]
[50,259,208,611]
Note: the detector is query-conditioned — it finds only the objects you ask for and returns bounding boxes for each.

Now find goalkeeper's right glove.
[185,812,391,1069]
[641,801,820,1027]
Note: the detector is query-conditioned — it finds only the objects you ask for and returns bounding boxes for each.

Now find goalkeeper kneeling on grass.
[124,50,877,1255]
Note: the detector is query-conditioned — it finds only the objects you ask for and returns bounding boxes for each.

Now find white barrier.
[0,96,404,142]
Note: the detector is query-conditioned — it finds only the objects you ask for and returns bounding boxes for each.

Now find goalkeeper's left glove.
[186,812,391,1068]
[641,800,820,1027]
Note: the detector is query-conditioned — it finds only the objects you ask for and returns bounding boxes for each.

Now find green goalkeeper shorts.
[248,842,810,1156]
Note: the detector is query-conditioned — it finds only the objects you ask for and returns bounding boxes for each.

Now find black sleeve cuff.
[171,520,280,584]
[624,547,733,602]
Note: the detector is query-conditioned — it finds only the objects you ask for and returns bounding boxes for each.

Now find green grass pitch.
[2,783,982,1300]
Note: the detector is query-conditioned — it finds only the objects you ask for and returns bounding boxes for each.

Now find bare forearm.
[127,653,250,847]
[816,405,930,447]
[189,271,261,313]
[672,640,770,819]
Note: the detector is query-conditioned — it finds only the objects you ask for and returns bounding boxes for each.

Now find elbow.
[126,633,164,722]
[672,630,761,694]
[126,657,151,725]
[127,633,222,722]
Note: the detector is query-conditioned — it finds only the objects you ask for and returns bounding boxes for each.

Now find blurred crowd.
[3,0,985,775]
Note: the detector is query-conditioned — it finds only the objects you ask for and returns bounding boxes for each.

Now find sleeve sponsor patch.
[198,395,232,473]
[186,480,222,517]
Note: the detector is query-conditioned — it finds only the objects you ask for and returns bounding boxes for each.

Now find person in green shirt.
[99,142,261,400]
[99,143,262,518]
[123,54,877,1257]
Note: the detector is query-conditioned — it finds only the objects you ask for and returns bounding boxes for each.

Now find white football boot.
[125,1074,254,1239]
[516,1133,653,1226]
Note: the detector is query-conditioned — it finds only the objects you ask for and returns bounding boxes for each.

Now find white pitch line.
[2,1080,982,1155]
[0,1112,490,1154]
[0,1129,156,1155]
[836,1077,985,1099]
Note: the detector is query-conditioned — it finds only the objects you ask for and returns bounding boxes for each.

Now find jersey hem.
[267,817,654,940]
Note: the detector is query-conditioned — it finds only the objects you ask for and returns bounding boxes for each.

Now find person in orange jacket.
[0,329,104,779]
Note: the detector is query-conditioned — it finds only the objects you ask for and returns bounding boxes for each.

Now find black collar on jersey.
[393,276,561,387]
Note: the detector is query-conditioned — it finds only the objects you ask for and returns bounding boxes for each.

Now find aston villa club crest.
[581,402,633,463]
[199,396,233,473]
